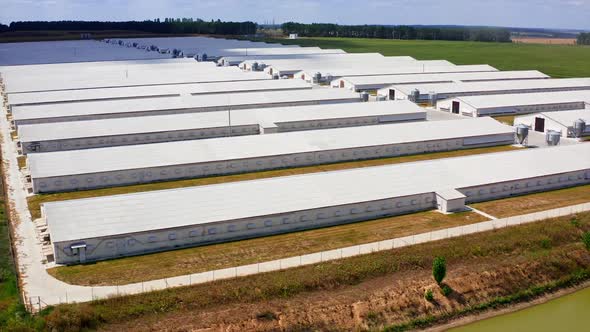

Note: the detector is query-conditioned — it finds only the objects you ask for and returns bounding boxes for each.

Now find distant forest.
[578,33,590,45]
[0,19,257,35]
[282,22,511,42]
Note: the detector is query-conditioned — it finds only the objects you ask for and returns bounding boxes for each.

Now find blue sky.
[1,0,589,30]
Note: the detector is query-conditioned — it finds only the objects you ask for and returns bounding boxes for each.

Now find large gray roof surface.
[7,79,312,106]
[0,40,170,66]
[297,65,498,78]
[18,100,424,142]
[450,91,590,109]
[342,70,549,86]
[116,36,302,56]
[44,143,590,243]
[12,88,361,121]
[28,117,511,178]
[393,78,590,95]
[3,65,269,94]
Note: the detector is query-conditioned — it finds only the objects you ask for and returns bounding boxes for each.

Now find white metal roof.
[0,40,170,66]
[0,57,198,75]
[28,117,511,179]
[7,79,312,106]
[298,65,498,78]
[392,78,590,95]
[115,36,303,56]
[338,70,549,87]
[241,53,389,67]
[18,100,424,142]
[12,88,361,122]
[219,51,347,64]
[450,91,590,109]
[44,143,590,243]
[3,67,271,94]
[0,58,209,77]
[2,62,224,88]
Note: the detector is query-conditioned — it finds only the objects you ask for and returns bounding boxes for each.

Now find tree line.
[282,22,511,42]
[1,19,257,35]
[578,33,590,45]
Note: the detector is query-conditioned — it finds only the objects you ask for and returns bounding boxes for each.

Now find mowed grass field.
[263,37,590,78]
[472,184,590,218]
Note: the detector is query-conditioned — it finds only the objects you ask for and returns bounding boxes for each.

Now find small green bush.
[424,289,434,302]
[540,238,552,249]
[583,232,590,250]
[570,217,580,227]
[441,284,453,297]
[432,257,446,285]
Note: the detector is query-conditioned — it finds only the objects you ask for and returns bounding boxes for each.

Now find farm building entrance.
[389,89,395,100]
[452,101,460,114]
[535,117,545,132]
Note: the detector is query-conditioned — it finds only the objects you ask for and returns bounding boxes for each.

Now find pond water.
[451,286,590,332]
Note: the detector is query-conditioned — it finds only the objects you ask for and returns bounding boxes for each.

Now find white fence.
[29,202,590,311]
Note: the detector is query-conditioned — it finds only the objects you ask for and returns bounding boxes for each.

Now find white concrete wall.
[32,135,514,193]
[461,170,590,203]
[20,125,259,154]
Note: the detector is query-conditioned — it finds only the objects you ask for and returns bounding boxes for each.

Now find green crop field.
[261,37,590,78]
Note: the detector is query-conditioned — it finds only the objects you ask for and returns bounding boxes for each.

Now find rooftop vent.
[360,91,369,102]
[573,119,586,138]
[515,124,529,146]
[545,130,561,146]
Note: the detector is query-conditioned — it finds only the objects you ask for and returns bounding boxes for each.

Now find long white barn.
[331,70,549,91]
[18,100,426,154]
[6,79,313,107]
[27,117,514,193]
[436,91,590,117]
[11,89,362,126]
[294,65,498,83]
[217,51,347,66]
[2,64,270,94]
[380,78,590,102]
[43,144,590,264]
